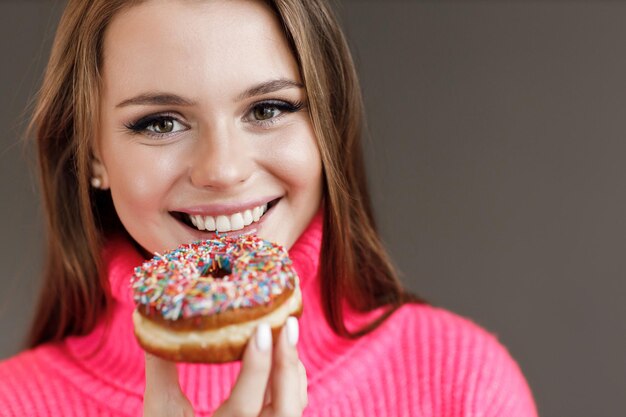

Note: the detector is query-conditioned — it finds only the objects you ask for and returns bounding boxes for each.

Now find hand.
[143,317,308,417]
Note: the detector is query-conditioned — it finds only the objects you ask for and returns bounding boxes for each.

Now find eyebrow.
[236,78,303,100]
[116,93,196,108]
[116,79,303,108]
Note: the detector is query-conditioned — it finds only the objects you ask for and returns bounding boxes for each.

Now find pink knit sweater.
[0,214,537,416]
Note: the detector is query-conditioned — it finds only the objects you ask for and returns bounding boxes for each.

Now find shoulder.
[389,302,519,358]
[0,348,45,390]
[390,302,507,348]
[0,348,44,416]
[381,302,539,417]
[0,346,100,417]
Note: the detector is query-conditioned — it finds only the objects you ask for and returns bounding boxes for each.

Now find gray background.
[1,1,624,416]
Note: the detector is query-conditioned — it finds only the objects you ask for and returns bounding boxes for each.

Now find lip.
[170,197,279,239]
[172,195,281,217]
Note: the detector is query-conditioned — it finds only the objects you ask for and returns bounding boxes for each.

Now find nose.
[189,125,253,190]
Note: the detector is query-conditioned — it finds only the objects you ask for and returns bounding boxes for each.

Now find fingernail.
[286,316,299,346]
[256,322,272,352]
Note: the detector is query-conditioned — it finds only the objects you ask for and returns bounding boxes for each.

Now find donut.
[130,235,302,363]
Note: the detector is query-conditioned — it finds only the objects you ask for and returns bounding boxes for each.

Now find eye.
[246,100,305,127]
[149,118,176,133]
[125,114,189,138]
[253,105,280,121]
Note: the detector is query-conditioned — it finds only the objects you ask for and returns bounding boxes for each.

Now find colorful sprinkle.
[130,235,297,320]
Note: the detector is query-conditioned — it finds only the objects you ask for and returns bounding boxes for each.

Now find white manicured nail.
[256,323,272,352]
[286,317,299,346]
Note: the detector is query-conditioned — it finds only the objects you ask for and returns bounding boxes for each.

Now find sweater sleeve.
[451,320,539,417]
[397,303,538,417]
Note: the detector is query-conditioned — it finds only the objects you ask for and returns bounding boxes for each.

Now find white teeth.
[243,209,253,226]
[230,213,244,230]
[186,203,272,232]
[216,215,231,232]
[252,207,261,222]
[195,215,205,231]
[204,216,216,231]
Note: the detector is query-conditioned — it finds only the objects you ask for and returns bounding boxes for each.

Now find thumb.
[144,353,194,417]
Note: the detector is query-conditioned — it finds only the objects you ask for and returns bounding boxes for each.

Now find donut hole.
[208,266,230,279]
[200,255,232,279]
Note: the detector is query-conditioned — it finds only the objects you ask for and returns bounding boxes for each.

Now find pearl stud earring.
[91,177,102,189]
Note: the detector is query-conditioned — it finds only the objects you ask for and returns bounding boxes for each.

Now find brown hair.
[27,0,423,347]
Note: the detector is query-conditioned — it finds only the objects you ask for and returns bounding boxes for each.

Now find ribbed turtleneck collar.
[104,209,323,306]
[53,209,362,415]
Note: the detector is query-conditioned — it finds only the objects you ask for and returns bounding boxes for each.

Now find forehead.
[101,0,300,103]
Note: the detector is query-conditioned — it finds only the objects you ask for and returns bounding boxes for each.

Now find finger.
[298,360,308,407]
[143,353,194,417]
[266,317,303,416]
[263,377,272,406]
[144,352,181,394]
[217,322,273,416]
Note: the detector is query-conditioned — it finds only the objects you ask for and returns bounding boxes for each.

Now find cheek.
[109,169,158,214]
[265,124,323,193]
[102,141,183,214]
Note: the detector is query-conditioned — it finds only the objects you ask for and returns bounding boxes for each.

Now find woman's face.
[95,0,323,254]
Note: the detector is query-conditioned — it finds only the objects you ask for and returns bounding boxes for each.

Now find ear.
[91,149,110,190]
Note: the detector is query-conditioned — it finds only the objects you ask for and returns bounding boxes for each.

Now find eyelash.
[124,99,305,138]
[246,99,305,128]
[124,113,186,138]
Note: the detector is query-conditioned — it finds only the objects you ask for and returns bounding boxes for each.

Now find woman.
[0,0,537,416]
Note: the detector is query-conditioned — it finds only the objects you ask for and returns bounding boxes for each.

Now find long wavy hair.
[27,0,423,347]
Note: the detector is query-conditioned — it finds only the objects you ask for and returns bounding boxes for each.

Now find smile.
[189,204,267,232]
[172,198,279,233]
